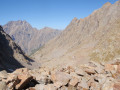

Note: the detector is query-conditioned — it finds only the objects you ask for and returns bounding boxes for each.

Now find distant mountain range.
[32,1,120,69]
[3,21,61,55]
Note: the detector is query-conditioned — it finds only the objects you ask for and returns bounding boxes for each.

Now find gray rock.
[0,81,7,90]
[51,71,71,87]
[69,77,79,86]
[85,68,96,75]
[36,75,51,84]
[77,77,89,89]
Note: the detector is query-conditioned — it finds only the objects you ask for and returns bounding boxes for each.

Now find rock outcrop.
[3,21,61,55]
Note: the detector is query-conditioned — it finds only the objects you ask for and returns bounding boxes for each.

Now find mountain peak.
[17,20,28,24]
[43,27,52,29]
[6,20,30,26]
[3,21,61,55]
[70,17,79,24]
[72,17,79,21]
[102,2,111,8]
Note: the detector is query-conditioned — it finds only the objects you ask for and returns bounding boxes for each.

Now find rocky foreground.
[0,59,120,90]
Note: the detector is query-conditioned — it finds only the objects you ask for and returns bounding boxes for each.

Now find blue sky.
[0,0,118,30]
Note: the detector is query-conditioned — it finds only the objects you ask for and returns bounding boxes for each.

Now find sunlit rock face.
[32,1,120,69]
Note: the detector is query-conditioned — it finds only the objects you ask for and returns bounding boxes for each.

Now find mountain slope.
[3,21,61,55]
[32,1,120,69]
[0,26,36,72]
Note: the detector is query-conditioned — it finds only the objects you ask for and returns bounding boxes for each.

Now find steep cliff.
[0,26,35,72]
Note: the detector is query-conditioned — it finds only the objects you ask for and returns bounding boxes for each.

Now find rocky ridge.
[32,1,120,69]
[3,21,61,55]
[1,59,120,90]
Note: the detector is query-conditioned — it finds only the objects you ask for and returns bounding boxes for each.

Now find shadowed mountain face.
[3,21,61,55]
[0,26,35,72]
[32,1,120,69]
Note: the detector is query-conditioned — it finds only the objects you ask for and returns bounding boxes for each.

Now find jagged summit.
[40,27,59,32]
[102,2,111,7]
[72,17,78,21]
[71,17,79,23]
[6,20,30,26]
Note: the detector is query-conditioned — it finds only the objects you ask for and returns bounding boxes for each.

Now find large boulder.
[6,74,19,89]
[75,68,86,76]
[69,77,79,86]
[0,70,8,79]
[51,71,71,87]
[35,74,51,84]
[101,78,114,90]
[84,68,96,75]
[29,68,51,84]
[77,77,89,89]
[15,73,33,89]
[6,68,33,90]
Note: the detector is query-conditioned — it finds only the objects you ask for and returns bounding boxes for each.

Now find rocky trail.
[1,59,120,90]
